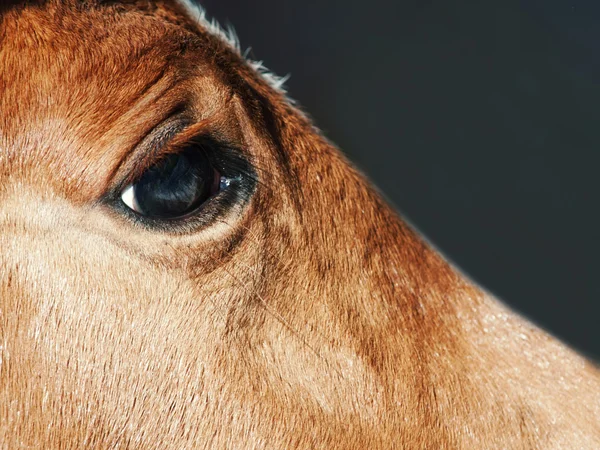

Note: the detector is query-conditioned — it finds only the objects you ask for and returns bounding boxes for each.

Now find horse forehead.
[1,5,202,135]
[0,4,213,191]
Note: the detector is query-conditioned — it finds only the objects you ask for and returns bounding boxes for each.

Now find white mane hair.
[175,0,290,94]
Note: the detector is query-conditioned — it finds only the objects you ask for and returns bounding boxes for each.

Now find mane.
[175,0,290,94]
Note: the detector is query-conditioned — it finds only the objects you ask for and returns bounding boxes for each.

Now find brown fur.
[0,1,598,448]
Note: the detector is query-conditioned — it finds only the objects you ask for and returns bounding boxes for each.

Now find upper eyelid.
[109,128,182,195]
[122,122,189,186]
[103,101,187,188]
[106,114,201,196]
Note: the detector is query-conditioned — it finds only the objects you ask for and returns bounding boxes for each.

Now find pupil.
[133,150,214,218]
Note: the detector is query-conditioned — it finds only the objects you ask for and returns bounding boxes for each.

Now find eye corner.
[120,184,139,213]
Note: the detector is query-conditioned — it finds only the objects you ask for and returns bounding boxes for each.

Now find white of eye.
[120,184,142,213]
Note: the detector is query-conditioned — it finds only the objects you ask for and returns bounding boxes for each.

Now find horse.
[0,1,598,448]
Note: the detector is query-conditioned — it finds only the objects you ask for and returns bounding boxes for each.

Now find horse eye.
[120,147,222,219]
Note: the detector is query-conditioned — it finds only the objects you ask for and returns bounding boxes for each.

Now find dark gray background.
[201,0,600,360]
